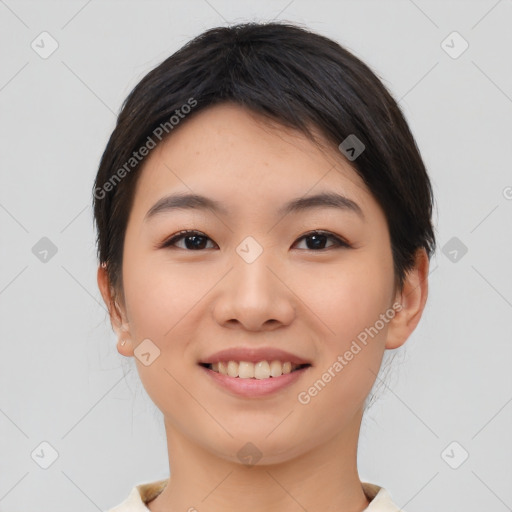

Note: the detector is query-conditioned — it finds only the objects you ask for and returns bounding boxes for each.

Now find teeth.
[255,361,270,379]
[239,361,254,379]
[207,360,301,379]
[227,361,239,378]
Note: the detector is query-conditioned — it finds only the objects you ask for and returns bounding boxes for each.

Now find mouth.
[198,359,312,398]
[198,361,312,379]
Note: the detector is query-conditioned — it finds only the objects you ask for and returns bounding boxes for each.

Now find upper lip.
[199,347,312,365]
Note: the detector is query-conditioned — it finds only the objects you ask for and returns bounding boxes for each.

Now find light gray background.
[1,1,511,511]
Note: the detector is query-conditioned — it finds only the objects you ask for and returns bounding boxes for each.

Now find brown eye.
[161,230,217,250]
[293,231,350,251]
[159,229,349,251]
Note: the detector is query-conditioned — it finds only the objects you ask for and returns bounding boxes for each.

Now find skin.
[98,102,429,512]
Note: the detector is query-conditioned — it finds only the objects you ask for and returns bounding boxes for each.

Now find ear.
[385,248,430,350]
[97,264,133,356]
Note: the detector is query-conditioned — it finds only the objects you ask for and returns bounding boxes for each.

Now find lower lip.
[199,364,311,398]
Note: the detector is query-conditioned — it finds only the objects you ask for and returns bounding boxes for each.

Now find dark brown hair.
[93,21,436,305]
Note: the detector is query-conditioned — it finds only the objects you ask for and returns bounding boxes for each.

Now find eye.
[293,230,350,251]
[159,229,350,251]
[160,230,217,250]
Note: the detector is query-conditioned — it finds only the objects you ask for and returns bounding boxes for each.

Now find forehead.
[129,103,375,221]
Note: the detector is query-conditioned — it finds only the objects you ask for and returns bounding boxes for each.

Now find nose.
[212,252,296,332]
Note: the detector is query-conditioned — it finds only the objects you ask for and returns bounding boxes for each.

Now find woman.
[94,21,436,512]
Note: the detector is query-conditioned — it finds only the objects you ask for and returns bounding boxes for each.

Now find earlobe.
[385,248,430,350]
[117,337,133,356]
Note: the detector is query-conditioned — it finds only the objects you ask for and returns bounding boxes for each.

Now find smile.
[200,360,310,379]
[198,362,312,398]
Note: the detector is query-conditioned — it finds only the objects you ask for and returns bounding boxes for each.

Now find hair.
[93,21,436,308]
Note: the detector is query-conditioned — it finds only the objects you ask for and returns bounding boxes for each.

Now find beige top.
[105,478,406,511]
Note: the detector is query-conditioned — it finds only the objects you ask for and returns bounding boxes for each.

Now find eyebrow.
[144,191,364,222]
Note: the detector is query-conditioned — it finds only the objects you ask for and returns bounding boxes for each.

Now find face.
[99,102,426,465]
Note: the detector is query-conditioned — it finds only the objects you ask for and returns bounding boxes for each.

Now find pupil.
[308,234,326,249]
[184,234,327,250]
[186,235,206,250]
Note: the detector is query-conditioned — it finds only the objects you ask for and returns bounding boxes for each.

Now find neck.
[147,410,370,512]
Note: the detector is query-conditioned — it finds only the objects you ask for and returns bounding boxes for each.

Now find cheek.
[297,249,394,406]
[121,258,208,419]
[301,253,394,346]
[123,254,215,341]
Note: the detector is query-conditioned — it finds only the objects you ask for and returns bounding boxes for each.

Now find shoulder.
[104,479,169,512]
[361,482,406,511]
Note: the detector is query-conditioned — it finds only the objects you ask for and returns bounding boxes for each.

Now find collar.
[108,478,403,511]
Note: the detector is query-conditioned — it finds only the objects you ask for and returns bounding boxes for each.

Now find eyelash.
[159,229,351,251]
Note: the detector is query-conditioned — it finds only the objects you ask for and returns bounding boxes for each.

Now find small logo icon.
[237,442,263,467]
[236,236,263,264]
[441,441,469,469]
[134,338,161,366]
[441,31,469,59]
[31,31,59,59]
[32,237,58,263]
[31,441,59,469]
[442,236,468,263]
[338,134,365,161]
